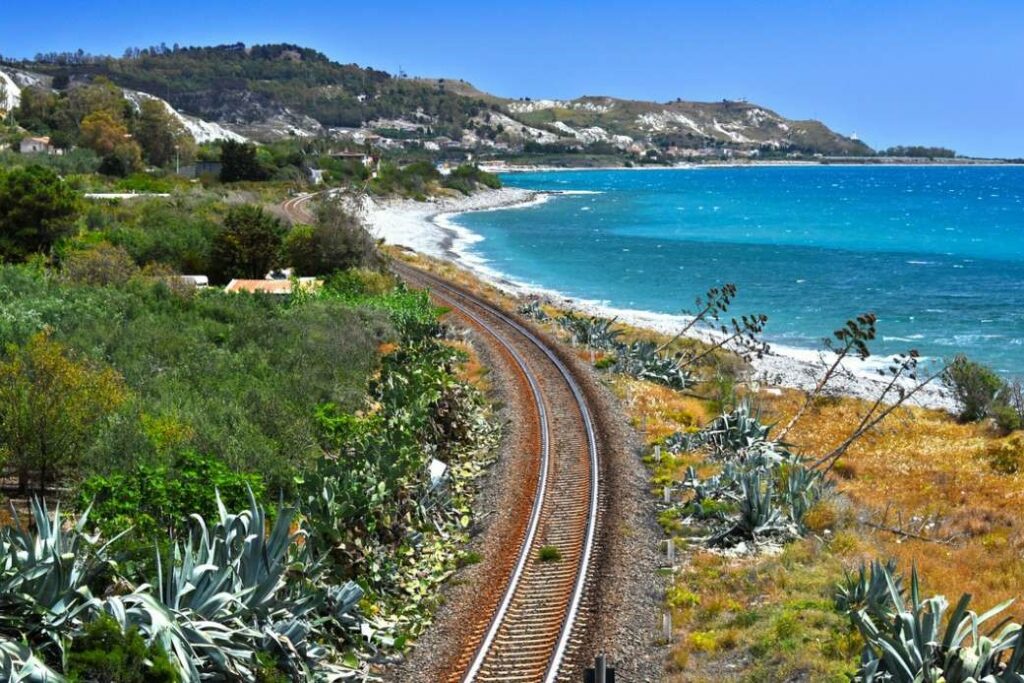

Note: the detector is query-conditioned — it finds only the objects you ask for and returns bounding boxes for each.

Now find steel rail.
[394,263,600,682]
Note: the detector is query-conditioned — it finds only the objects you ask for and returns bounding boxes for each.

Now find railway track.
[393,263,602,683]
[282,193,605,680]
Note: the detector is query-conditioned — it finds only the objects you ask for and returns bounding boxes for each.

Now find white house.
[20,136,55,153]
[20,136,56,155]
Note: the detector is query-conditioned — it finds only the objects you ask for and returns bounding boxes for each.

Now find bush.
[79,449,266,538]
[62,243,139,286]
[210,204,286,281]
[0,331,127,491]
[0,165,80,261]
[285,199,381,276]
[983,434,1024,475]
[66,614,178,683]
[442,164,501,194]
[943,355,1004,423]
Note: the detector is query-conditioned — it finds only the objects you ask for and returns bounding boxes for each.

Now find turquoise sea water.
[451,166,1024,374]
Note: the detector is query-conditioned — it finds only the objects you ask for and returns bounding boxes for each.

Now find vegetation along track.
[280,193,605,680]
[393,262,603,683]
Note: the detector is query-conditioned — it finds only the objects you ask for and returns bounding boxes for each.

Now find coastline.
[363,187,955,412]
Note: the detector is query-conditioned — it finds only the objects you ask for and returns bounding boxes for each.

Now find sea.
[449,166,1024,375]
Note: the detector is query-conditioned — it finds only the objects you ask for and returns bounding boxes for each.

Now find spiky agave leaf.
[850,569,1024,683]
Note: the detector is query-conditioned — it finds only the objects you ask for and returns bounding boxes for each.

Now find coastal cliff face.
[2,43,870,157]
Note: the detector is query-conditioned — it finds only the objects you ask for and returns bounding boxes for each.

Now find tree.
[80,111,142,175]
[0,332,127,491]
[135,98,195,168]
[943,355,1005,423]
[0,166,80,262]
[285,198,381,275]
[211,205,286,281]
[220,140,268,182]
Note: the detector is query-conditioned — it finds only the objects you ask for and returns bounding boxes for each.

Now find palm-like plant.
[0,498,126,664]
[556,313,622,350]
[704,401,772,454]
[614,341,693,389]
[850,565,1024,682]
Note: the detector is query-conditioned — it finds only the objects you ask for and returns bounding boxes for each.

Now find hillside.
[2,42,871,159]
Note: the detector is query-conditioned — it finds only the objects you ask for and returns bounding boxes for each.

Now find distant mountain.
[3,43,872,159]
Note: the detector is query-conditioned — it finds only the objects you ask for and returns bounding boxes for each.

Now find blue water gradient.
[451,166,1024,373]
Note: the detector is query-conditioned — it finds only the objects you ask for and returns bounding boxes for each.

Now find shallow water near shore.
[450,166,1024,375]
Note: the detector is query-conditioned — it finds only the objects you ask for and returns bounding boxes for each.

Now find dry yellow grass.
[765,388,1024,618]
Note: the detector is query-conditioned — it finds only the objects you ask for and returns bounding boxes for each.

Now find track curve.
[394,262,601,683]
[281,192,604,681]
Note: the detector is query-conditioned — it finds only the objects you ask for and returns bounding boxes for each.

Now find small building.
[179,275,209,288]
[224,278,322,295]
[329,151,373,167]
[20,136,55,155]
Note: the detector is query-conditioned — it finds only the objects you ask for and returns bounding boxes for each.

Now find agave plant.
[703,401,773,455]
[0,637,63,682]
[851,564,1024,682]
[708,470,793,544]
[836,559,904,624]
[517,299,549,321]
[0,498,128,663]
[555,313,622,350]
[145,488,364,679]
[614,340,693,389]
[783,464,832,531]
[664,430,708,454]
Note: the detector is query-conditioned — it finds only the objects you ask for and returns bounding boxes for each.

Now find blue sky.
[2,1,1022,157]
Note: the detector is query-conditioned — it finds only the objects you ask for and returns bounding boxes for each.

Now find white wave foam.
[366,187,955,412]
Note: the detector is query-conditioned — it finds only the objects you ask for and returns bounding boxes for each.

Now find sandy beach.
[363,187,955,412]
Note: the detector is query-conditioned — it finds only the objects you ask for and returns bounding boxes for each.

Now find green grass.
[538,545,561,562]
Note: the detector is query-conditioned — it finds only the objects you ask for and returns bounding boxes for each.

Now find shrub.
[285,198,381,275]
[538,545,561,562]
[62,242,139,286]
[79,449,266,538]
[210,205,285,281]
[66,615,178,683]
[991,402,1023,433]
[0,331,127,491]
[943,355,1004,423]
[0,165,80,261]
[983,434,1024,474]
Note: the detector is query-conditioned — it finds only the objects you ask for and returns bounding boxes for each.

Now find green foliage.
[943,355,1005,423]
[219,140,269,182]
[24,43,490,132]
[538,546,562,562]
[368,161,441,197]
[105,197,221,274]
[838,563,1024,682]
[0,266,387,491]
[0,331,127,491]
[0,165,81,262]
[61,242,139,286]
[881,145,957,158]
[441,164,502,194]
[285,198,382,275]
[135,98,195,168]
[983,434,1024,475]
[66,615,178,683]
[79,450,265,538]
[210,204,285,281]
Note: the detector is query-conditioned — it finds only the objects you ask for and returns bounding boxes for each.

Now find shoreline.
[363,187,955,412]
